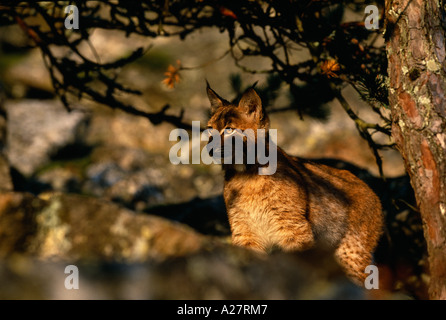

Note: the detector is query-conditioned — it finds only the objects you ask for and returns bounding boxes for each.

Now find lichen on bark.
[386,0,446,299]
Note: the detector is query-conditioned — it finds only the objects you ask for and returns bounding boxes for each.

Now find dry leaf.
[321,59,340,78]
[219,7,237,19]
[162,60,181,89]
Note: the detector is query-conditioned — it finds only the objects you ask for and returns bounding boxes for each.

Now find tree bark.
[386,0,446,299]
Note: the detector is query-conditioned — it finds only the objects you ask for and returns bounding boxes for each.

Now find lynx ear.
[206,82,228,112]
[239,88,269,128]
[238,88,263,117]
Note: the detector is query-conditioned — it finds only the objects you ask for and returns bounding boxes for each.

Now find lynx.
[205,84,384,285]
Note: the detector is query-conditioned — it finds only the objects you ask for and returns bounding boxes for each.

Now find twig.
[330,83,386,180]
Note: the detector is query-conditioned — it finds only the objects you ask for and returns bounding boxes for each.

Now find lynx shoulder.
[205,84,384,285]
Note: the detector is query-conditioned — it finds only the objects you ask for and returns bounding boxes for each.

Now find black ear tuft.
[206,82,229,112]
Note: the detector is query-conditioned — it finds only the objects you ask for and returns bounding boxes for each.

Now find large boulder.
[0,191,368,299]
[0,192,204,261]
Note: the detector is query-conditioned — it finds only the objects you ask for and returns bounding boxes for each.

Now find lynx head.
[205,84,277,175]
[206,84,270,132]
[205,84,271,167]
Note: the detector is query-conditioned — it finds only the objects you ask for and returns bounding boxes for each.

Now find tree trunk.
[385,0,446,299]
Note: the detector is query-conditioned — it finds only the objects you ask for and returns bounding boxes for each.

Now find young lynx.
[206,84,383,285]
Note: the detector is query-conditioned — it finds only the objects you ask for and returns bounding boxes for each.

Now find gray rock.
[5,100,89,176]
[83,161,166,211]
[37,167,82,193]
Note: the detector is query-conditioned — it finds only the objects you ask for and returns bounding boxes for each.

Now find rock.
[145,247,364,299]
[0,247,366,300]
[0,192,204,261]
[83,161,166,211]
[37,166,83,194]
[80,145,223,211]
[0,191,371,300]
[1,191,409,299]
[5,100,89,176]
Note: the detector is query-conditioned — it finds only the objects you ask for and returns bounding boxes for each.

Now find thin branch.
[179,49,231,71]
[330,83,386,179]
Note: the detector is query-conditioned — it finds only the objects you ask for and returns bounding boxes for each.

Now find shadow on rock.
[145,195,230,236]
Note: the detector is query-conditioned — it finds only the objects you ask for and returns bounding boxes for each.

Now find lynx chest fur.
[206,84,383,285]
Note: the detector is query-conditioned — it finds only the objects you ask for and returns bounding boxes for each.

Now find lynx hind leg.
[334,234,375,286]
